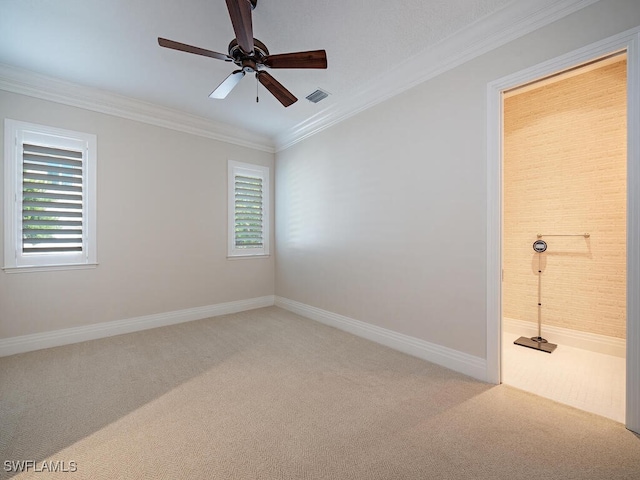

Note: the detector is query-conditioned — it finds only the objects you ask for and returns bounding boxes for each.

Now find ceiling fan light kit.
[158,0,327,107]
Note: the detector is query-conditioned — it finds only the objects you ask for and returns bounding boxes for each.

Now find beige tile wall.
[503,58,627,339]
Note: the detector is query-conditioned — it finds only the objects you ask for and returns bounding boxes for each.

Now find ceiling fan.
[158,0,327,107]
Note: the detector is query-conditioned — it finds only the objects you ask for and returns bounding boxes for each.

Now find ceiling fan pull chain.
[256,73,259,103]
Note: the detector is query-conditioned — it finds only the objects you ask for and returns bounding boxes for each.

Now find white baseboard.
[275,296,486,381]
[0,295,275,357]
[503,317,626,357]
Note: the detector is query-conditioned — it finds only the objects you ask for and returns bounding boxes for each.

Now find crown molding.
[0,63,275,153]
[0,0,599,154]
[274,0,600,151]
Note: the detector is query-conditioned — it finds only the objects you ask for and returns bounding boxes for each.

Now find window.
[3,119,97,272]
[228,160,269,257]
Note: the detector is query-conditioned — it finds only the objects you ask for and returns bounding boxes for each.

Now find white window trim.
[227,160,270,258]
[3,119,97,272]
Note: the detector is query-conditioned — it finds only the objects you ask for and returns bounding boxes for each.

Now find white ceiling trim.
[0,63,275,153]
[0,0,599,154]
[274,0,601,151]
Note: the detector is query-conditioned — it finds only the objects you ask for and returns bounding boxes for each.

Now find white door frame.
[486,26,640,433]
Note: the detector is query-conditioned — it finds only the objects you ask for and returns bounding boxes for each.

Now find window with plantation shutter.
[228,161,269,257]
[4,120,97,272]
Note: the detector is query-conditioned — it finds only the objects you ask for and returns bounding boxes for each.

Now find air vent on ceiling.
[305,89,330,103]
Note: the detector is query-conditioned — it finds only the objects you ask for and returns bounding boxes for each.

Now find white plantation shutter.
[4,120,97,270]
[22,143,84,254]
[234,174,264,249]
[228,161,269,256]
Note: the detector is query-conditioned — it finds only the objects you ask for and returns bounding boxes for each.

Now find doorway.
[486,28,640,434]
[501,53,627,422]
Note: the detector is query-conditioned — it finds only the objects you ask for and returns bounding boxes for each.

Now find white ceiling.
[0,1,596,148]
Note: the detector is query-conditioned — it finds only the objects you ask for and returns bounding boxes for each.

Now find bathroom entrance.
[500,52,627,422]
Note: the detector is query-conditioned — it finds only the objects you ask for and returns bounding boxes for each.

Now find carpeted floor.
[1,306,639,479]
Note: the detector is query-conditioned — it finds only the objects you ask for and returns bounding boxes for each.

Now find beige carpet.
[1,306,639,479]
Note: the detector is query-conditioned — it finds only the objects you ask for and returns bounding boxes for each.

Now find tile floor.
[502,334,626,423]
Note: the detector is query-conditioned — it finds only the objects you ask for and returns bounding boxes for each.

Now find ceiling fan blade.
[263,50,328,69]
[158,37,231,61]
[225,0,254,54]
[210,70,245,99]
[257,71,297,107]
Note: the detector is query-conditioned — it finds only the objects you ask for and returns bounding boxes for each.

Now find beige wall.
[3,0,638,356]
[503,59,627,339]
[0,91,275,339]
[275,0,640,358]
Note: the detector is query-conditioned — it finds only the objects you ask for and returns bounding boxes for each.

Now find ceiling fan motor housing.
[228,38,269,71]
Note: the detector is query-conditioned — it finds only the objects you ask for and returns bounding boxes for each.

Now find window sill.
[227,254,271,260]
[2,263,99,274]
